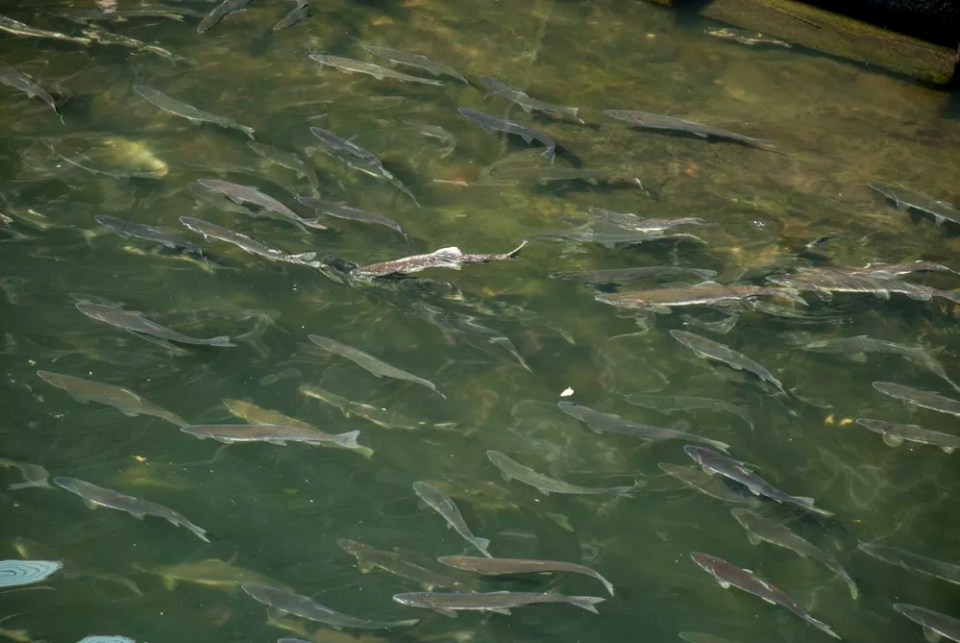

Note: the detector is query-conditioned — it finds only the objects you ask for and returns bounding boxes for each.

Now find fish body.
[0,14,91,44]
[37,370,185,425]
[478,75,582,122]
[96,216,203,255]
[604,109,773,150]
[297,197,403,236]
[338,539,463,590]
[360,44,468,84]
[847,260,956,279]
[393,590,604,616]
[247,141,320,194]
[704,26,792,47]
[412,481,491,558]
[308,127,417,203]
[657,463,759,506]
[299,385,435,431]
[487,450,636,496]
[308,54,444,86]
[869,183,959,227]
[767,267,957,303]
[0,61,60,121]
[243,583,418,629]
[625,393,753,430]
[731,508,857,599]
[80,23,186,62]
[859,542,960,585]
[63,7,202,22]
[134,85,254,138]
[873,381,960,417]
[684,446,833,517]
[458,107,556,159]
[197,179,326,230]
[355,241,525,277]
[894,604,960,642]
[0,458,53,490]
[179,216,322,268]
[307,335,443,397]
[558,401,730,451]
[181,423,361,449]
[437,555,614,596]
[597,284,804,311]
[856,417,960,453]
[54,477,209,542]
[141,558,283,591]
[585,207,707,232]
[405,121,456,156]
[549,266,717,285]
[670,330,784,393]
[198,0,252,33]
[273,0,309,30]
[76,302,233,347]
[690,552,839,639]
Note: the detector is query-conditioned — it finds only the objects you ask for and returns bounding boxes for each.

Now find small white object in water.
[560,387,574,397]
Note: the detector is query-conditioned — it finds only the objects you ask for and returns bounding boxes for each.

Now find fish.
[731,508,857,599]
[75,302,234,347]
[855,417,960,453]
[338,539,465,590]
[478,76,582,122]
[604,110,773,150]
[62,7,202,22]
[670,330,785,394]
[247,141,320,195]
[0,560,62,588]
[657,463,759,506]
[411,302,531,372]
[80,23,187,62]
[894,604,960,643]
[481,163,641,187]
[0,14,91,45]
[869,183,959,227]
[309,127,418,204]
[37,370,187,426]
[597,284,805,311]
[197,179,327,230]
[412,481,492,558]
[684,446,833,517]
[273,0,309,30]
[392,590,604,616]
[0,61,61,121]
[139,558,283,591]
[134,85,254,138]
[549,266,718,286]
[307,335,444,398]
[459,107,556,159]
[0,458,53,490]
[243,583,419,629]
[873,381,960,418]
[354,241,526,277]
[437,555,614,597]
[197,0,252,33]
[360,44,468,84]
[766,267,959,304]
[54,477,209,542]
[690,552,839,639]
[308,54,445,86]
[486,450,637,497]
[296,197,404,236]
[584,207,707,232]
[846,260,957,279]
[539,225,705,247]
[299,385,442,431]
[405,121,457,157]
[179,216,322,269]
[557,401,730,451]
[96,216,204,255]
[859,542,960,585]
[181,423,362,449]
[624,393,753,430]
[704,26,792,47]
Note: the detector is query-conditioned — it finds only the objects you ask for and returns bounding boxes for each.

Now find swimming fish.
[604,110,773,150]
[308,54,445,86]
[76,302,234,347]
[855,417,960,453]
[197,0,252,33]
[393,590,604,616]
[0,61,61,121]
[135,85,254,138]
[437,555,615,596]
[179,217,321,269]
[243,583,419,629]
[872,381,960,418]
[894,603,960,643]
[197,179,327,230]
[478,75,582,122]
[181,423,362,449]
[37,370,186,426]
[670,330,785,393]
[360,44,468,84]
[354,241,525,277]
[96,216,203,255]
[487,450,637,496]
[339,539,464,590]
[413,481,491,558]
[859,542,960,586]
[458,107,556,159]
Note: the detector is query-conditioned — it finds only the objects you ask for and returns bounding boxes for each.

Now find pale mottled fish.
[705,26,792,47]
[299,385,439,431]
[0,560,62,588]
[135,85,254,138]
[54,476,209,542]
[894,604,960,643]
[657,463,759,506]
[354,241,525,277]
[76,302,233,347]
[181,423,362,449]
[604,110,773,150]
[97,216,204,255]
[180,216,322,268]
[361,44,468,84]
[549,266,717,286]
[393,590,604,616]
[308,54,444,86]
[873,381,960,418]
[37,369,186,425]
[413,481,491,558]
[197,179,327,230]
[625,393,753,430]
[597,284,804,311]
[459,107,556,159]
[859,542,960,586]
[856,417,960,453]
[243,583,418,629]
[869,183,959,227]
[0,14,91,44]
[198,0,252,33]
[478,75,582,122]
[139,557,283,591]
[0,61,61,121]
[691,552,839,639]
[670,330,785,393]
[438,555,614,597]
[297,196,404,236]
[273,0,309,30]
[0,457,54,490]
[585,207,708,232]
[339,539,464,590]
[487,450,636,497]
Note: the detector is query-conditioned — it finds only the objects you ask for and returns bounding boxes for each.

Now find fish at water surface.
[37,370,186,426]
[392,590,605,616]
[0,61,61,122]
[75,302,234,347]
[868,183,959,227]
[308,54,445,86]
[855,417,960,453]
[894,604,960,642]
[96,216,204,255]
[179,216,322,269]
[0,458,53,490]
[296,196,404,236]
[80,23,187,63]
[670,330,785,394]
[604,109,774,150]
[704,26,792,48]
[859,542,960,586]
[196,179,328,230]
[360,44,468,84]
[458,107,556,159]
[596,284,805,311]
[872,381,960,417]
[134,85,254,138]
[139,558,284,591]
[273,0,309,30]
[197,0,252,33]
[766,267,960,304]
[54,477,209,542]
[180,423,362,449]
[0,14,91,45]
[242,583,419,629]
[437,555,615,596]
[413,481,492,558]
[478,75,583,122]
[338,539,465,590]
[354,241,526,277]
[657,463,760,506]
[486,450,638,496]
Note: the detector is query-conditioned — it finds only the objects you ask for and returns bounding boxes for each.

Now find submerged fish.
[354,241,525,277]
[80,23,186,62]
[405,121,456,157]
[855,417,960,453]
[393,590,604,616]
[0,14,90,45]
[670,330,785,393]
[438,555,614,596]
[894,604,960,642]
[478,75,582,122]
[299,385,440,431]
[0,457,53,490]
[181,423,362,449]
[309,54,444,86]
[549,266,718,286]
[704,26,792,47]
[197,179,327,230]
[625,393,753,430]
[691,552,839,639]
[243,583,418,629]
[859,542,960,585]
[247,141,320,195]
[657,463,759,506]
[413,481,491,558]
[484,165,642,187]
[179,216,321,269]
[487,450,636,497]
[604,110,773,150]
[458,108,556,159]
[198,0,252,33]
[873,381,960,418]
[141,558,282,591]
[273,0,309,30]
[0,61,61,121]
[297,197,404,236]
[584,207,707,232]
[360,44,468,84]
[597,284,804,311]
[0,560,62,588]
[339,539,464,590]
[54,476,208,542]
[307,335,443,398]
[684,446,833,517]
[37,370,186,426]
[869,183,959,227]
[96,216,203,255]
[558,401,730,451]
[846,260,956,279]
[767,267,958,304]
[135,85,254,138]
[731,508,857,599]
[76,302,233,347]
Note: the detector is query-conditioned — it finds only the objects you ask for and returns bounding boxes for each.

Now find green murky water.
[2,1,960,641]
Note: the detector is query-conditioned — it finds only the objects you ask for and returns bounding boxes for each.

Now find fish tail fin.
[945,289,960,304]
[541,147,556,161]
[597,575,615,597]
[779,288,809,306]
[471,537,492,557]
[566,596,605,614]
[207,336,236,347]
[705,437,731,452]
[795,496,834,517]
[303,218,329,231]
[242,126,256,139]
[506,239,527,258]
[338,430,361,449]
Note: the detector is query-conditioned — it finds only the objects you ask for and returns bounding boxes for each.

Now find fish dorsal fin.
[692,280,722,288]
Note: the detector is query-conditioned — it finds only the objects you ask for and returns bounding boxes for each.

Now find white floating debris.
[560,387,574,397]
